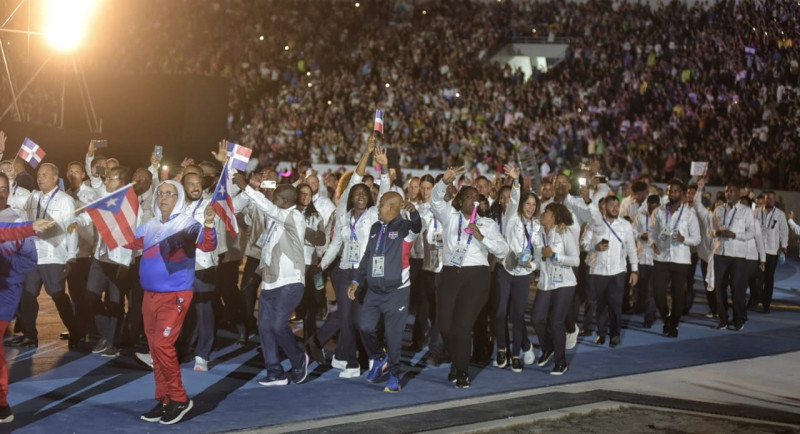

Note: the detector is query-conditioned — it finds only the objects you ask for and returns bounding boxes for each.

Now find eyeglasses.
[156,191,178,197]
[105,176,121,181]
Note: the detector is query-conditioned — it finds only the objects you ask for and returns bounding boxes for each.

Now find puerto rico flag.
[374,110,384,133]
[85,184,139,250]
[211,162,239,236]
[17,138,46,169]
[226,141,253,172]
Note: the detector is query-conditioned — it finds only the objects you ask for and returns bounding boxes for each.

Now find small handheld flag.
[374,110,384,134]
[84,184,139,250]
[17,138,46,169]
[211,162,239,236]
[226,141,253,172]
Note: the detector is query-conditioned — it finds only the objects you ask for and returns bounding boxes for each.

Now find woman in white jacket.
[494,164,538,372]
[532,202,580,375]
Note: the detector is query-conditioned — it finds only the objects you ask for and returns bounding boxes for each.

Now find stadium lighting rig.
[0,0,102,131]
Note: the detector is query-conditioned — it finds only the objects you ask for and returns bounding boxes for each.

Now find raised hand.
[180,157,195,168]
[212,140,228,163]
[367,135,377,155]
[443,166,465,184]
[87,140,96,157]
[249,172,263,189]
[374,145,389,167]
[403,201,417,214]
[504,163,520,181]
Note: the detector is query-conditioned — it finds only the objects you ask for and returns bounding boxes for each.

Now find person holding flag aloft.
[69,166,140,356]
[311,137,391,377]
[431,166,509,388]
[133,179,217,425]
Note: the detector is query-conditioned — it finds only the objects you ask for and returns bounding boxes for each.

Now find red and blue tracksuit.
[1,217,39,407]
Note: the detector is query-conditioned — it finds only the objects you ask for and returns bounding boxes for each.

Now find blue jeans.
[258,283,305,378]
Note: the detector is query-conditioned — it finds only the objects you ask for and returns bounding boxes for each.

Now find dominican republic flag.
[211,162,239,236]
[374,110,384,133]
[84,184,139,250]
[226,141,253,172]
[17,138,46,169]
[744,46,755,56]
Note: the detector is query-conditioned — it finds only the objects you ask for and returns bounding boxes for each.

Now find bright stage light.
[43,0,99,52]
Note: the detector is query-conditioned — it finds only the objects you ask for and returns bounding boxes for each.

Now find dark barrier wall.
[0,74,229,173]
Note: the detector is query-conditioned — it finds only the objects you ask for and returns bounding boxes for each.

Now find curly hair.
[545,202,573,231]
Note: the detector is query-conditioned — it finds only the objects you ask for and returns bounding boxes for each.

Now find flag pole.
[196,157,230,243]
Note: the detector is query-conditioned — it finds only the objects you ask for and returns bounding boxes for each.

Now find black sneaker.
[447,366,457,383]
[493,349,508,369]
[92,339,108,354]
[8,336,37,348]
[609,336,620,348]
[159,399,193,425]
[0,405,14,424]
[595,335,606,345]
[140,399,168,422]
[550,363,568,376]
[510,357,523,373]
[101,346,120,358]
[713,322,728,330]
[455,371,470,389]
[730,323,744,331]
[537,351,553,367]
[291,354,309,384]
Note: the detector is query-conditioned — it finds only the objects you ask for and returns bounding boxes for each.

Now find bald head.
[274,184,298,209]
[378,191,403,223]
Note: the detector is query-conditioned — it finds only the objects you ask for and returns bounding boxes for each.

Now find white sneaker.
[331,356,347,370]
[566,328,579,350]
[135,352,154,369]
[338,367,361,378]
[194,356,208,372]
[522,346,536,365]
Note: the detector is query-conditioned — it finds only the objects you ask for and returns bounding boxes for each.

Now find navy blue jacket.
[353,211,421,292]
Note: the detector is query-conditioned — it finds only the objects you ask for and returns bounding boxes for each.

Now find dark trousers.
[568,252,589,333]
[424,271,446,357]
[360,287,410,375]
[21,264,75,341]
[762,254,779,309]
[317,267,362,368]
[714,255,747,326]
[684,252,699,313]
[531,286,575,366]
[438,266,490,375]
[122,257,145,347]
[86,259,126,347]
[653,261,691,330]
[298,265,319,341]
[747,259,764,305]
[182,267,217,361]
[591,273,626,338]
[240,256,261,333]
[0,321,9,407]
[636,264,657,323]
[66,257,92,339]
[216,259,246,335]
[494,268,532,355]
[258,283,305,378]
[409,259,428,346]
[700,259,716,313]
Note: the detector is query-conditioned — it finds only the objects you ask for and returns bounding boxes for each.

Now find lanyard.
[265,221,277,244]
[522,219,534,252]
[457,213,474,246]
[603,218,623,244]
[762,208,775,228]
[192,198,205,219]
[666,203,684,232]
[498,214,503,235]
[723,206,737,227]
[350,210,364,241]
[374,224,388,255]
[645,213,649,232]
[541,228,553,247]
[36,188,59,219]
[433,215,438,230]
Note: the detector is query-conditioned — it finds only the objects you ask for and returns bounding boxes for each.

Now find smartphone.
[595,175,608,184]
[154,145,163,161]
[260,180,277,189]
[96,166,106,177]
[94,140,108,149]
[578,177,587,187]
